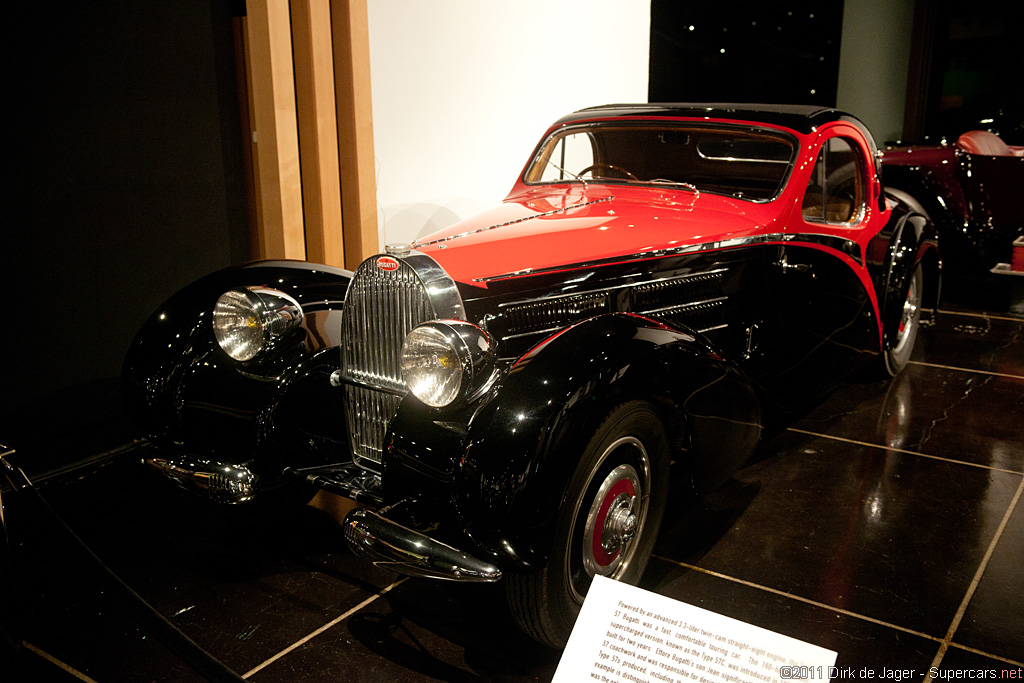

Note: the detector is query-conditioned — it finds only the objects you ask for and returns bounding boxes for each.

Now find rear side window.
[801,137,864,224]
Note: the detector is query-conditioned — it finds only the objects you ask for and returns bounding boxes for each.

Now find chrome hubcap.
[893,273,920,355]
[577,437,650,591]
[601,493,638,552]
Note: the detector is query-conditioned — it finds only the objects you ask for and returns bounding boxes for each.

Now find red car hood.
[411,185,786,288]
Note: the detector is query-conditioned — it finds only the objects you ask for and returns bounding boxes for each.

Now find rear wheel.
[507,401,669,647]
[883,264,923,376]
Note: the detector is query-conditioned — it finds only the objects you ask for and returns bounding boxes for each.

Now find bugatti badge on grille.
[376,256,400,272]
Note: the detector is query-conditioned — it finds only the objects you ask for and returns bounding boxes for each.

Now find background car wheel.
[506,401,669,647]
[883,264,923,377]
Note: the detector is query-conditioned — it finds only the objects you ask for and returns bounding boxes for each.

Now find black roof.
[555,103,863,137]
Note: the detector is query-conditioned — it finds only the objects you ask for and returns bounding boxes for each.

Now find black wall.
[5,1,250,450]
[649,1,845,106]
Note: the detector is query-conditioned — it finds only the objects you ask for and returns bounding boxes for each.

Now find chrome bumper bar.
[144,455,258,504]
[343,507,502,583]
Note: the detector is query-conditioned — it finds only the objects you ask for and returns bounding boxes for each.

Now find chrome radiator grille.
[340,255,442,469]
[342,259,435,393]
[343,385,404,467]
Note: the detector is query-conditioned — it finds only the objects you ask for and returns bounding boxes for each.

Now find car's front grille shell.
[340,254,456,469]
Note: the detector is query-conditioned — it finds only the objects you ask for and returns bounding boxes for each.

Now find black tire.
[882,264,923,377]
[506,401,670,647]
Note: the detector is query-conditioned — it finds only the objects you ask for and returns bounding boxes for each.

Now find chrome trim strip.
[473,237,759,283]
[473,232,862,283]
[495,267,731,308]
[413,196,614,248]
[640,295,727,317]
[501,301,730,341]
[502,322,583,341]
[697,154,791,164]
[767,232,863,264]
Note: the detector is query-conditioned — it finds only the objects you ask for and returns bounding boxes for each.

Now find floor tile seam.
[935,309,1024,324]
[923,476,1024,681]
[0,438,149,491]
[1,438,150,493]
[785,428,1024,475]
[908,360,1024,381]
[20,641,101,683]
[241,577,408,679]
[946,643,1024,668]
[650,555,941,644]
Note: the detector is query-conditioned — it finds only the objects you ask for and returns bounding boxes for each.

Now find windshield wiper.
[645,179,701,198]
[544,159,589,191]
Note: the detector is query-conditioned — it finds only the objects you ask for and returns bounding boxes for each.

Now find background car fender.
[442,313,762,569]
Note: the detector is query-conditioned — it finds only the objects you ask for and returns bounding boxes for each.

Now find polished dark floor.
[2,302,1022,682]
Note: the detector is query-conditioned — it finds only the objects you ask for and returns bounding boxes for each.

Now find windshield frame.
[523,120,801,203]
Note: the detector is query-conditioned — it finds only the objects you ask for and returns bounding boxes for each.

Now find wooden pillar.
[291,0,345,267]
[332,0,380,269]
[240,0,377,267]
[246,0,306,260]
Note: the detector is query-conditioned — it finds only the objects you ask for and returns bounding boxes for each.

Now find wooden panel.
[246,0,306,260]
[332,0,380,269]
[291,0,345,267]
[233,17,260,261]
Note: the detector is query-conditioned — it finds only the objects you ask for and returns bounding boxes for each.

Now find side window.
[537,132,596,181]
[801,137,864,224]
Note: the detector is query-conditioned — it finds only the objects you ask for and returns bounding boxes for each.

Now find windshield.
[524,123,797,201]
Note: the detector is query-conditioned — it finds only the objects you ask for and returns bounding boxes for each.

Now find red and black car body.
[123,104,939,645]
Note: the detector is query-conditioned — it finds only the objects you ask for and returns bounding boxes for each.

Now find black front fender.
[122,261,351,477]
[389,313,762,570]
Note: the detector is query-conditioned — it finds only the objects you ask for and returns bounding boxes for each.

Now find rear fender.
[878,210,940,349]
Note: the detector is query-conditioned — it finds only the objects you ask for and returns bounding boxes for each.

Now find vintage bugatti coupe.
[123,104,939,646]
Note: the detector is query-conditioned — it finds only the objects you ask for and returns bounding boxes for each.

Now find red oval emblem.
[376,256,400,272]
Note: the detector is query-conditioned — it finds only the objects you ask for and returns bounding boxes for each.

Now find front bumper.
[343,505,502,583]
[143,452,501,582]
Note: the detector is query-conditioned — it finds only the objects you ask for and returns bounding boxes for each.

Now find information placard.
[553,576,837,683]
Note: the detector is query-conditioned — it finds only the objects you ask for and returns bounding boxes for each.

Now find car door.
[754,125,884,410]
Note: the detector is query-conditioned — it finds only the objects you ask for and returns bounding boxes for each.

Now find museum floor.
[3,299,1022,682]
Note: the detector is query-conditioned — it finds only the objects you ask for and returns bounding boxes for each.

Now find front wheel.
[506,401,669,647]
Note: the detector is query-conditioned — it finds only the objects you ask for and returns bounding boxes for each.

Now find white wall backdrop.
[836,0,915,146]
[367,0,651,247]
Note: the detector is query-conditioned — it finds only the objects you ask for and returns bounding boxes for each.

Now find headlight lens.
[213,287,302,361]
[401,321,492,407]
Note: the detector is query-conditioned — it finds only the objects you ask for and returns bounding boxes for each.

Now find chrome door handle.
[777,255,814,277]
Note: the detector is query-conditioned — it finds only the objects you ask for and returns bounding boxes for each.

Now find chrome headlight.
[213,287,303,361]
[401,321,493,407]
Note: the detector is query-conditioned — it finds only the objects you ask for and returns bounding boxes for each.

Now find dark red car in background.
[883,126,1023,311]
